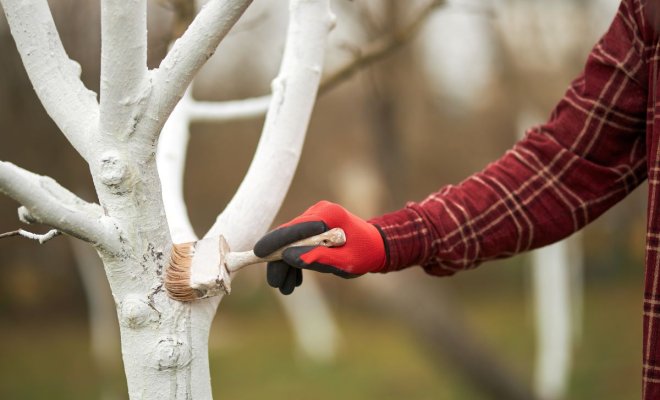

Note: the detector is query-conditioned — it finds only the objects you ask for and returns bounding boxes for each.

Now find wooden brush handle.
[225,228,346,273]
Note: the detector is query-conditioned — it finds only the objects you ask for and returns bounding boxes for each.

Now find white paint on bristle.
[189,236,232,297]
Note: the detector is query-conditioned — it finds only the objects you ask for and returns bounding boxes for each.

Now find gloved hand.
[254,201,387,295]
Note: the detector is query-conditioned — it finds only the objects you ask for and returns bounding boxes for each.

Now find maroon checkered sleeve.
[370,0,648,275]
[369,1,660,397]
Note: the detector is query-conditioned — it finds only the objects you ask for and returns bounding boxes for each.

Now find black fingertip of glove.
[296,268,303,287]
[266,261,290,288]
[254,221,328,258]
[279,267,298,295]
[282,246,358,279]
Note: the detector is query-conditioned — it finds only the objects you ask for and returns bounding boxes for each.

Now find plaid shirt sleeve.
[369,0,649,277]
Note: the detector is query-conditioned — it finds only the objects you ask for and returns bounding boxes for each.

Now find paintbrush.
[165,228,346,302]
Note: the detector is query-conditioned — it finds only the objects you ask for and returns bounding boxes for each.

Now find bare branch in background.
[319,0,445,96]
[182,0,445,123]
[160,0,196,40]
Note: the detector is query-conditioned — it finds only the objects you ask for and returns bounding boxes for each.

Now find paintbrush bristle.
[165,242,202,302]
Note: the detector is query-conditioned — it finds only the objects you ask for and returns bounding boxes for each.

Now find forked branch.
[0,162,121,253]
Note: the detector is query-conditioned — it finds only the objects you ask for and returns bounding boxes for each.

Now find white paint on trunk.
[0,0,335,398]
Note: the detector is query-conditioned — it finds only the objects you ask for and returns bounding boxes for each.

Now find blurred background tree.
[0,0,644,399]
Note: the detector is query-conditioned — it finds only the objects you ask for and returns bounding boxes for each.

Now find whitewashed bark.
[158,87,198,244]
[189,95,271,123]
[0,161,120,252]
[0,0,333,399]
[100,0,148,142]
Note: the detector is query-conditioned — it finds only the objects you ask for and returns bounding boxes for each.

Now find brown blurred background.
[0,0,647,399]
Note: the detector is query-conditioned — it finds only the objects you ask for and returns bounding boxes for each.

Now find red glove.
[254,201,387,294]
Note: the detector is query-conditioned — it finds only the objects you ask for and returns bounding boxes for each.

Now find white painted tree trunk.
[0,0,335,398]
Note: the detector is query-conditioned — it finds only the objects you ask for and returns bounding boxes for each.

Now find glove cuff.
[372,223,390,272]
[368,206,431,273]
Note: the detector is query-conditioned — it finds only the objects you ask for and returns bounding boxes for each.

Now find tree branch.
[207,0,335,250]
[318,0,444,96]
[0,0,98,159]
[0,228,61,243]
[188,95,271,123]
[0,162,122,254]
[157,89,198,244]
[139,0,253,146]
[99,0,149,141]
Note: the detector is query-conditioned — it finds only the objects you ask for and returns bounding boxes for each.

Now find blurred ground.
[0,260,642,399]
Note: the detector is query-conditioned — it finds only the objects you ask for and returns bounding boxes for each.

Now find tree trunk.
[0,0,334,398]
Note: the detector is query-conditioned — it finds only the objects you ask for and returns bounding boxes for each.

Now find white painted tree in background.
[0,0,334,398]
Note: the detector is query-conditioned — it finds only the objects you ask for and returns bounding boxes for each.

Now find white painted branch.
[100,0,148,140]
[158,88,197,244]
[0,228,61,243]
[0,162,121,253]
[142,0,253,144]
[189,95,271,123]
[0,0,98,158]
[208,0,335,250]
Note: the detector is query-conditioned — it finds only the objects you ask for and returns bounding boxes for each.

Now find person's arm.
[255,0,649,293]
[371,0,649,277]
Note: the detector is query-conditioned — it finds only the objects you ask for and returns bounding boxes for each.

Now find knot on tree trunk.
[120,294,159,328]
[154,336,192,371]
[99,152,133,194]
